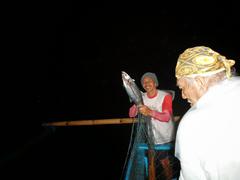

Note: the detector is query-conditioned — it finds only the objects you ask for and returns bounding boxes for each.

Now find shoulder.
[157,90,173,101]
[177,109,204,136]
[157,90,169,97]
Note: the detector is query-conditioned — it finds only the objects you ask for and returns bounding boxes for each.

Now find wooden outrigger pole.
[42,117,137,126]
[42,116,180,127]
[43,116,180,180]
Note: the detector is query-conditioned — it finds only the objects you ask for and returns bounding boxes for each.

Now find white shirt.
[143,90,175,144]
[175,77,240,180]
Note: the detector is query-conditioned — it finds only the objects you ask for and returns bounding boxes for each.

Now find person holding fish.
[174,46,240,180]
[128,72,177,180]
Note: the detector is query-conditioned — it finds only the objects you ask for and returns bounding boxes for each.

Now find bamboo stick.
[42,116,180,127]
[42,118,137,126]
[148,149,156,180]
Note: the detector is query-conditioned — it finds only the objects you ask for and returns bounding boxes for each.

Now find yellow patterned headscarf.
[175,46,235,79]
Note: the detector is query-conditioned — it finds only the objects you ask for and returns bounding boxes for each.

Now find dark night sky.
[1,1,239,179]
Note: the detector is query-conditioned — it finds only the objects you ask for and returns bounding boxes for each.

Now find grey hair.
[179,71,227,90]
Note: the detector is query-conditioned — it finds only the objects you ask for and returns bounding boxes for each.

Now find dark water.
[0,124,132,179]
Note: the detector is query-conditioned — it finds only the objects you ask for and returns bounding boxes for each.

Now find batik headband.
[175,46,235,79]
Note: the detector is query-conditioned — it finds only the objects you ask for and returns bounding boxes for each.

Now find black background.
[1,1,239,179]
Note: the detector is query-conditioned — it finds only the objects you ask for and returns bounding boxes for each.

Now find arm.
[179,161,205,180]
[150,94,172,122]
[176,114,206,180]
[139,94,172,122]
[129,104,138,117]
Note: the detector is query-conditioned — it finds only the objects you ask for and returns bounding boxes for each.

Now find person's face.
[177,78,201,106]
[142,77,157,93]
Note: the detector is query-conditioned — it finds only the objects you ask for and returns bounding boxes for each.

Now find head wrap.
[175,46,235,79]
[141,72,159,87]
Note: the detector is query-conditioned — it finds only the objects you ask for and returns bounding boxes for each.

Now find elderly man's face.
[177,78,202,106]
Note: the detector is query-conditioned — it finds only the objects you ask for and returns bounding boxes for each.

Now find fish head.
[121,71,130,80]
[122,71,130,87]
[122,71,135,84]
[121,71,144,107]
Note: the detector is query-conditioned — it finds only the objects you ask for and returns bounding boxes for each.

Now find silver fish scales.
[122,71,144,107]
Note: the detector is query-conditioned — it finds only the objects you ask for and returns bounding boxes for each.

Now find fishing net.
[121,114,180,180]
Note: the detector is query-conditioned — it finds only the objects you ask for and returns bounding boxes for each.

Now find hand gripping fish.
[122,71,144,107]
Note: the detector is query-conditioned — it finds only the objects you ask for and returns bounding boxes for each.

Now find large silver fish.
[122,71,144,107]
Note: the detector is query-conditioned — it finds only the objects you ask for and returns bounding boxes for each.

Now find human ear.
[194,76,207,91]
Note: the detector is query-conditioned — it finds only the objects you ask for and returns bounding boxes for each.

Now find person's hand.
[138,105,151,116]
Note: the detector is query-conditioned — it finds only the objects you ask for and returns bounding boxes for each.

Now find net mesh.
[122,114,180,180]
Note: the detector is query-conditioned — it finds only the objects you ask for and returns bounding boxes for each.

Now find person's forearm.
[149,110,171,122]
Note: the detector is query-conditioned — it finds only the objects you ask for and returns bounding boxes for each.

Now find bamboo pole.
[148,149,156,180]
[42,117,137,126]
[42,116,180,127]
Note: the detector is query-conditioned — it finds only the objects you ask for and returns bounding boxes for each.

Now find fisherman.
[175,46,240,180]
[129,72,176,180]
